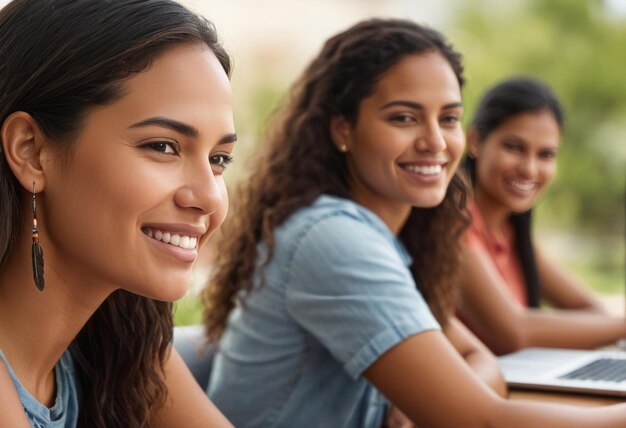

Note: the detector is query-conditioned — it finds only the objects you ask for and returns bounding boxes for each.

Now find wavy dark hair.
[465,77,564,307]
[0,0,230,426]
[203,18,469,341]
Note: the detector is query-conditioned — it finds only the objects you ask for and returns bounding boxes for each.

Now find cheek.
[541,163,557,185]
[447,132,465,167]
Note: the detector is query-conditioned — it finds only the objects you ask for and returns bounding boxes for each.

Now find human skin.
[0,43,236,427]
[331,51,626,427]
[331,52,464,235]
[459,110,625,355]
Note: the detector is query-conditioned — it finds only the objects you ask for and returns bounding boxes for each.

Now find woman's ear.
[330,116,353,153]
[466,127,481,159]
[1,111,47,192]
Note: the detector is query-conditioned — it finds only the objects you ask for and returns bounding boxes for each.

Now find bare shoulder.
[0,359,32,427]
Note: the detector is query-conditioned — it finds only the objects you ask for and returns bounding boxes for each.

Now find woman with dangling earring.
[0,0,236,426]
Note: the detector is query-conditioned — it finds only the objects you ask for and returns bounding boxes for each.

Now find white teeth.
[509,181,535,192]
[144,228,198,250]
[403,164,442,175]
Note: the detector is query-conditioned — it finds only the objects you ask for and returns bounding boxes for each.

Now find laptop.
[498,347,626,397]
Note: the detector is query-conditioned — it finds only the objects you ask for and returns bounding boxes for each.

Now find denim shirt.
[208,195,440,428]
[0,349,79,428]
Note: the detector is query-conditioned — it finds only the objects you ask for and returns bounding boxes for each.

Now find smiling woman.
[0,0,235,427]
[459,77,626,355]
[202,19,626,428]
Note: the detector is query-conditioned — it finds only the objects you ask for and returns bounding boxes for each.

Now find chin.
[506,199,535,214]
[411,192,447,208]
[137,275,191,302]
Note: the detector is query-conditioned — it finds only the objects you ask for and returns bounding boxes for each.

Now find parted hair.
[0,0,230,426]
[203,18,470,341]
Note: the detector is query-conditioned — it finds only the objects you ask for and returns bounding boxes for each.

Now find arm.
[459,244,626,354]
[536,249,606,312]
[152,347,233,428]
[443,316,507,397]
[0,363,33,428]
[364,330,626,428]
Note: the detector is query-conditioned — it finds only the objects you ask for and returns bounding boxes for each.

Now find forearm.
[444,317,508,397]
[525,310,626,349]
[490,399,626,428]
[463,349,508,397]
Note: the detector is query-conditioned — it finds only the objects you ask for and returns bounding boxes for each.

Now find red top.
[465,200,528,306]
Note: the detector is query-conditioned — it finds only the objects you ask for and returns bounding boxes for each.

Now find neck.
[351,192,411,236]
[0,227,111,404]
[472,185,511,237]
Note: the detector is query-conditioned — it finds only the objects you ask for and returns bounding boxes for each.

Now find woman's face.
[40,44,236,301]
[470,109,560,214]
[336,52,464,231]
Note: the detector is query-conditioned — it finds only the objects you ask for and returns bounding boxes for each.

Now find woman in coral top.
[459,77,626,355]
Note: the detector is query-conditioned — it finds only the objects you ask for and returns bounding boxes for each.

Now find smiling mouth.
[507,180,537,193]
[142,227,198,250]
[400,164,443,175]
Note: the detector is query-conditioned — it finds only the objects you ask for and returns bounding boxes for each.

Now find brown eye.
[210,154,234,173]
[142,140,179,155]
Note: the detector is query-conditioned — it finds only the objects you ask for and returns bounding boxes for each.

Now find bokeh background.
[1,0,623,322]
[174,0,626,324]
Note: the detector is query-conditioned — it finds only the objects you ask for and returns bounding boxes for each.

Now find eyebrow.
[129,116,237,144]
[380,101,463,110]
[129,117,199,138]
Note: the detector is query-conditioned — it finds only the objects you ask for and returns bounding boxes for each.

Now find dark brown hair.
[203,18,469,341]
[465,77,564,307]
[0,0,230,426]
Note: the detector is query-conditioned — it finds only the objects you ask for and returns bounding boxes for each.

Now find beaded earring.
[32,182,45,291]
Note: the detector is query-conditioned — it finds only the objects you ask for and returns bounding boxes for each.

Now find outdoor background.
[173,0,626,324]
[1,0,623,322]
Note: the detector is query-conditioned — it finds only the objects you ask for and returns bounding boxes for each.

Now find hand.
[382,406,416,428]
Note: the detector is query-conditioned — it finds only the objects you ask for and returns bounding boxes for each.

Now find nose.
[174,162,224,215]
[415,119,447,153]
[518,155,538,178]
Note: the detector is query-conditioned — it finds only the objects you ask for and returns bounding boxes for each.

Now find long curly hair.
[203,18,469,340]
[0,1,230,426]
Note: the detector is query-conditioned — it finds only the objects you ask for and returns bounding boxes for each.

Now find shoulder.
[282,195,397,251]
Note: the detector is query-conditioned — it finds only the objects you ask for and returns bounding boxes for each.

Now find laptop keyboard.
[559,358,626,383]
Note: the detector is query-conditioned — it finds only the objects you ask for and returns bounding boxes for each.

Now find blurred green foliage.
[449,0,625,291]
[175,0,625,326]
[451,0,626,236]
[174,296,203,326]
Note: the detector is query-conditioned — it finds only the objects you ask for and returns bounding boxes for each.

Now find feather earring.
[32,182,45,291]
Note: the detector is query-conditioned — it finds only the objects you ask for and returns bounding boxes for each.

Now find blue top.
[208,195,440,428]
[0,349,79,428]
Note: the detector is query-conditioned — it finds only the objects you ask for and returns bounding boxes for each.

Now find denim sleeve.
[285,213,440,380]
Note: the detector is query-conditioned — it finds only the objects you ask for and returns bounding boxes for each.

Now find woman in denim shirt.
[203,19,626,427]
[0,0,235,426]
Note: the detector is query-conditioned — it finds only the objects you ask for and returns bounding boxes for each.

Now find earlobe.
[1,111,46,192]
[330,116,352,153]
